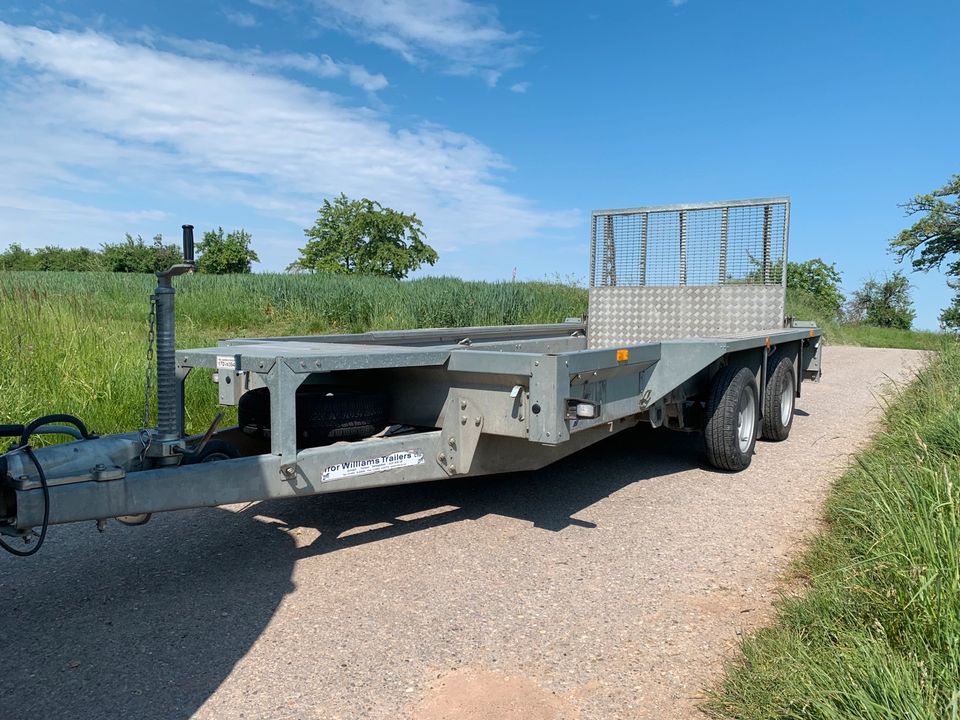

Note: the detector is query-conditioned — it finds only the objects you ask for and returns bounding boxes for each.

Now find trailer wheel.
[704,365,758,472]
[186,440,241,463]
[761,357,795,441]
[238,386,388,447]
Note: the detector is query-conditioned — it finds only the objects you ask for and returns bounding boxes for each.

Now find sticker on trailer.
[216,356,236,370]
[322,450,424,483]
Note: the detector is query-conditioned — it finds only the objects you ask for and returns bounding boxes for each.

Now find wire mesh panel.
[589,198,788,288]
[587,198,789,346]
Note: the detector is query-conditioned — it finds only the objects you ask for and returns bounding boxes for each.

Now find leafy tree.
[32,246,103,271]
[846,272,916,329]
[785,259,845,321]
[940,284,960,330]
[102,234,183,273]
[889,174,960,328]
[291,194,438,278]
[197,227,259,274]
[0,243,38,270]
[0,243,103,271]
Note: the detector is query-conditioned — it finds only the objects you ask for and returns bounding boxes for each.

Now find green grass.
[786,289,944,350]
[0,272,945,437]
[0,272,586,435]
[707,338,960,720]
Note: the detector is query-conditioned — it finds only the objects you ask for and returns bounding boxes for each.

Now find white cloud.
[670,0,688,6]
[0,22,575,269]
[164,36,389,91]
[224,9,259,27]
[509,81,530,94]
[248,0,292,9]
[309,0,530,82]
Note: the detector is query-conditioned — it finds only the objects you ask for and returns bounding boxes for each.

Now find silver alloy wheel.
[737,385,757,454]
[780,374,795,427]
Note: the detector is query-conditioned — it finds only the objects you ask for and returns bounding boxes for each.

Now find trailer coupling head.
[0,414,95,556]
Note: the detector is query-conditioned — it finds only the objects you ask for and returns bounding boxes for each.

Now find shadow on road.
[260,426,707,557]
[0,426,703,719]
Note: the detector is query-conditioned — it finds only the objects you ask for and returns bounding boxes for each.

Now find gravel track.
[0,346,923,719]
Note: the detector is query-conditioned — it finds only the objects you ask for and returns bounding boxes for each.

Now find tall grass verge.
[0,272,586,435]
[707,338,960,719]
[787,289,943,350]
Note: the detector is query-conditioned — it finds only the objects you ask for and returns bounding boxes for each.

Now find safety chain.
[143,294,156,429]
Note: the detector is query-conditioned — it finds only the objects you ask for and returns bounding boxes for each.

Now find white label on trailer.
[216,356,236,370]
[322,450,424,483]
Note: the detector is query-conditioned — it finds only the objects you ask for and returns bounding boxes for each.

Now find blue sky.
[0,1,957,328]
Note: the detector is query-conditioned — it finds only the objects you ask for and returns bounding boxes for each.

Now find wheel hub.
[737,386,756,454]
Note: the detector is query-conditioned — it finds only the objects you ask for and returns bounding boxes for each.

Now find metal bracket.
[437,397,484,476]
[92,464,126,482]
[217,370,250,405]
[648,399,665,428]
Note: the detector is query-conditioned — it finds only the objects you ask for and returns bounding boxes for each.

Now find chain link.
[143,295,156,430]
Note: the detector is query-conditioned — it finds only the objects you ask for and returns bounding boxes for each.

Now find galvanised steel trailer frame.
[0,197,822,555]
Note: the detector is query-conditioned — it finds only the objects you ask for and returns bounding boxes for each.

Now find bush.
[846,272,916,329]
[786,259,845,321]
[101,234,183,273]
[0,243,103,271]
[197,228,259,274]
[0,243,38,270]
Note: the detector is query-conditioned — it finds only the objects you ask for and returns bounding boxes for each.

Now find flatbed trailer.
[0,197,822,555]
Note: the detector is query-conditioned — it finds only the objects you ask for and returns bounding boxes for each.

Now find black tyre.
[238,386,388,448]
[704,365,759,472]
[185,439,241,464]
[761,356,795,441]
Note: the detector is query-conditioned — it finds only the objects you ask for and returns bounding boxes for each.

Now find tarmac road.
[0,345,923,719]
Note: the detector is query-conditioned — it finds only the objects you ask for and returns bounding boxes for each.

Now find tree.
[0,243,38,270]
[197,227,259,274]
[291,194,438,278]
[32,245,103,271]
[785,259,845,321]
[0,243,102,271]
[889,174,960,328]
[940,283,960,331]
[102,233,183,273]
[846,272,916,329]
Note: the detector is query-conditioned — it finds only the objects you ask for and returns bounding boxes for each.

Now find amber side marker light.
[616,349,629,362]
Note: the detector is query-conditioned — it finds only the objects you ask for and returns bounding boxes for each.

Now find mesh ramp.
[587,198,789,346]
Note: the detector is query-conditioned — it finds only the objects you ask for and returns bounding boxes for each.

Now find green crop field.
[1,271,948,439]
[0,271,944,438]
